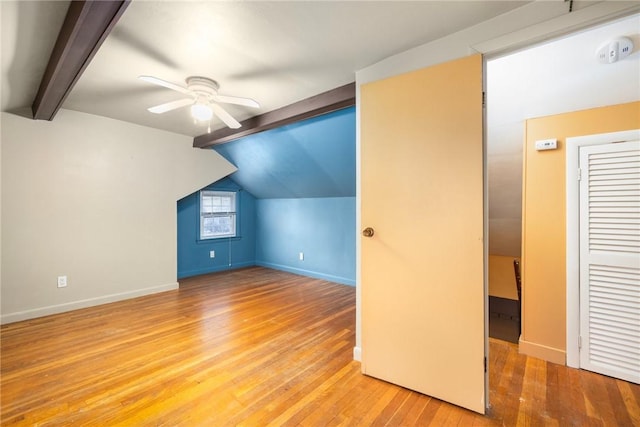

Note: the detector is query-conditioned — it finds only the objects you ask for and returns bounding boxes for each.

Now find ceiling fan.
[139,75,259,131]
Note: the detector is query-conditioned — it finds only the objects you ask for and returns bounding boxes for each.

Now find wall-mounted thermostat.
[535,138,558,151]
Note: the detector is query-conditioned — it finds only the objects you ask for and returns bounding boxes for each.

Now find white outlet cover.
[210,250,215,258]
[57,276,67,288]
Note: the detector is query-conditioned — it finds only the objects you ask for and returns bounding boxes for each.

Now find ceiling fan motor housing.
[186,76,219,99]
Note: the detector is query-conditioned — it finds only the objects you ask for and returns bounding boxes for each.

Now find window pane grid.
[200,191,237,239]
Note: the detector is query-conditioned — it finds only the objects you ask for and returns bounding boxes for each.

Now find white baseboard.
[519,338,566,365]
[1,282,179,324]
[255,261,356,286]
[353,346,362,362]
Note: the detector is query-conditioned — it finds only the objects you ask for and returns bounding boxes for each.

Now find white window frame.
[200,190,237,240]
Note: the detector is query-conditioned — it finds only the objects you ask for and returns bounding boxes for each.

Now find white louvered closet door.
[579,140,640,384]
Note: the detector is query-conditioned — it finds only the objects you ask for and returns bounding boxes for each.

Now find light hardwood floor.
[1,267,639,425]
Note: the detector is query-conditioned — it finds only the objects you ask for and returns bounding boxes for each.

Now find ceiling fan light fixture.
[191,102,213,121]
[141,75,256,129]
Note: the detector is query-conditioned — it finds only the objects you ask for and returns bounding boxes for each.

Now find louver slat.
[581,142,640,384]
[587,264,640,376]
[588,150,640,256]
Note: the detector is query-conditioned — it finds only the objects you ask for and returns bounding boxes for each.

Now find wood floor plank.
[370,386,412,425]
[416,398,443,425]
[395,392,429,426]
[356,385,402,425]
[1,267,639,426]
[544,362,562,427]
[618,380,640,426]
[500,342,527,426]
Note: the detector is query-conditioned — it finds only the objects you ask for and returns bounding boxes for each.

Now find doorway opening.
[485,13,640,347]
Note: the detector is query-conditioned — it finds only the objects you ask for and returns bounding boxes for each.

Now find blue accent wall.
[177,178,256,279]
[255,197,356,286]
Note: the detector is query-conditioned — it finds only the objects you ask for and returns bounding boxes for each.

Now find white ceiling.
[2,0,525,136]
[1,1,69,115]
[1,1,639,258]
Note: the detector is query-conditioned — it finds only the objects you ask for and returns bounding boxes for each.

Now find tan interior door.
[360,54,485,413]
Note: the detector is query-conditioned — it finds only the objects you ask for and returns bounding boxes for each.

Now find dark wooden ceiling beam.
[193,82,356,148]
[32,0,130,120]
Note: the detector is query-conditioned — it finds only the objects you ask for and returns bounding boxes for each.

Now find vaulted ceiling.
[214,107,355,199]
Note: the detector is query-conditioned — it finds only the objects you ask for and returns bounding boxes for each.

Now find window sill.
[196,236,243,244]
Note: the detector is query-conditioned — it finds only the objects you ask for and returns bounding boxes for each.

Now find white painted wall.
[1,109,236,323]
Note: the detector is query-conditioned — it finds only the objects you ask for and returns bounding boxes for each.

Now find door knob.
[362,227,375,238]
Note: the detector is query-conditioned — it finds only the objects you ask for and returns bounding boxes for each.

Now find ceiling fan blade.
[210,103,241,129]
[139,75,191,95]
[147,98,193,114]
[213,94,260,108]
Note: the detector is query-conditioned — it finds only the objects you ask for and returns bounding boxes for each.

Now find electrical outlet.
[299,252,304,261]
[210,250,215,258]
[57,276,67,288]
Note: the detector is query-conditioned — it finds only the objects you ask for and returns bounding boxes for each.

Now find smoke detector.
[596,37,634,64]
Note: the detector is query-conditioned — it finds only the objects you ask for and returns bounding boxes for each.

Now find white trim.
[472,3,640,58]
[356,2,640,85]
[353,346,362,362]
[0,282,179,324]
[200,190,237,240]
[565,129,640,368]
[482,56,490,409]
[355,82,362,362]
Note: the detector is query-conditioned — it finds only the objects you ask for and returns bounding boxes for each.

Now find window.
[200,191,237,239]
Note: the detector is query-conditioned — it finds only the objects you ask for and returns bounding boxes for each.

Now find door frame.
[565,128,640,368]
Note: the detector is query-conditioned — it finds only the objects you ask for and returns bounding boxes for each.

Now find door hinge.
[577,168,582,181]
[482,91,486,107]
[578,336,582,349]
[484,356,487,372]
